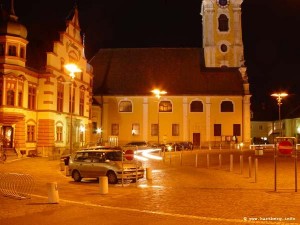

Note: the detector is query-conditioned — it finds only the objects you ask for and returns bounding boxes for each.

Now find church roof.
[90,48,244,96]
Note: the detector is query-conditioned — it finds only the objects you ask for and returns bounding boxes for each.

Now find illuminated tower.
[201,0,244,67]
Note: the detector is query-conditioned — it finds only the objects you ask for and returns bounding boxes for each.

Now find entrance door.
[193,133,200,148]
[2,126,13,148]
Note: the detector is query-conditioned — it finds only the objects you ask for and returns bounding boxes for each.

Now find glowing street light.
[151,89,167,144]
[271,92,288,137]
[65,63,82,153]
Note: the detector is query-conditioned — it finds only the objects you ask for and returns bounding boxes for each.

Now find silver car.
[68,147,144,184]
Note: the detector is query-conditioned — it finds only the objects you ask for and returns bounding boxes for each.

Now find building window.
[214,124,222,136]
[28,86,36,110]
[119,101,132,112]
[172,124,179,136]
[159,101,172,112]
[0,80,2,105]
[20,47,25,58]
[111,124,119,135]
[0,43,4,56]
[190,101,203,112]
[218,14,229,32]
[8,45,17,56]
[56,126,63,142]
[132,123,140,136]
[6,90,15,106]
[27,125,35,142]
[79,89,84,116]
[18,91,23,107]
[233,124,241,136]
[151,124,158,136]
[221,101,233,112]
[57,82,64,112]
[220,44,228,53]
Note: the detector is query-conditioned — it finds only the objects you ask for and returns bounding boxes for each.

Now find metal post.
[195,153,198,168]
[230,154,233,172]
[207,153,210,168]
[248,156,252,178]
[274,155,277,191]
[180,151,182,166]
[240,155,243,174]
[219,154,222,169]
[70,81,73,154]
[255,158,258,183]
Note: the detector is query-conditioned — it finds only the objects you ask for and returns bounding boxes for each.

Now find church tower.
[201,0,244,67]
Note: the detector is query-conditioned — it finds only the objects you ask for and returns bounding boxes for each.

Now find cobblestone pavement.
[0,149,299,225]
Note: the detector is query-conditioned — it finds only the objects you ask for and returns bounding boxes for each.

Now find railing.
[0,173,35,199]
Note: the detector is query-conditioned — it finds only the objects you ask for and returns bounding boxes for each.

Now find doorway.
[2,126,13,148]
[193,133,200,148]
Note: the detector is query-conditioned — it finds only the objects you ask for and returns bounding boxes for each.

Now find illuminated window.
[119,101,132,112]
[79,89,84,116]
[132,123,140,136]
[27,125,35,142]
[151,124,158,136]
[8,45,17,56]
[57,82,64,112]
[111,124,119,135]
[190,101,203,112]
[159,101,172,112]
[7,90,15,106]
[218,14,229,32]
[233,124,241,136]
[172,124,179,136]
[221,101,233,112]
[28,86,36,110]
[214,124,222,136]
[56,126,63,142]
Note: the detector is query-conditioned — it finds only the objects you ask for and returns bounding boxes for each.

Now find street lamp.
[65,63,82,153]
[151,89,167,144]
[271,92,288,137]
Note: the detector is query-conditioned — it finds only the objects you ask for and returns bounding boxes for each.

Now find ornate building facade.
[0,2,93,156]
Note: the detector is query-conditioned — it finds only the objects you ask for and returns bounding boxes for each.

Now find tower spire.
[9,0,18,21]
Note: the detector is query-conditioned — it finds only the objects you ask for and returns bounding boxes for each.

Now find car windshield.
[105,151,123,161]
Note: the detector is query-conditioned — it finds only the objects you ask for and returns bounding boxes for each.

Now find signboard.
[125,149,134,161]
[278,140,293,155]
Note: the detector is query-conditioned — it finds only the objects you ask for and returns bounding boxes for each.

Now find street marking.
[31,194,299,224]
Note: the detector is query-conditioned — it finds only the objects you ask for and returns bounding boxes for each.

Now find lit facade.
[90,0,251,148]
[0,4,93,156]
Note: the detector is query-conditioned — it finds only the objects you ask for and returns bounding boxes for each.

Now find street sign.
[278,140,293,155]
[125,149,134,160]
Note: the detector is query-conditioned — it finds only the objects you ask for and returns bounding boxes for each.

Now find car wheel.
[72,170,82,182]
[106,171,118,184]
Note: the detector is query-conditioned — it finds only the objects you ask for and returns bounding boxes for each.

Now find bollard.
[65,166,70,176]
[240,155,243,174]
[218,154,222,169]
[180,151,183,166]
[207,154,210,168]
[230,154,233,172]
[255,158,258,183]
[195,153,198,168]
[99,176,108,194]
[146,168,153,180]
[47,182,59,204]
[60,160,65,171]
[248,156,252,178]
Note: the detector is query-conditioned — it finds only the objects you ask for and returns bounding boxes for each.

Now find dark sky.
[4,0,300,119]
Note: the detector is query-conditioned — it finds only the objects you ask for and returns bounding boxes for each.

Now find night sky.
[3,0,300,120]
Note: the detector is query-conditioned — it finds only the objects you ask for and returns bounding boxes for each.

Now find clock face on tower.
[217,0,229,8]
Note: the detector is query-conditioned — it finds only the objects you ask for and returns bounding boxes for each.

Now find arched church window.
[190,101,203,112]
[221,101,233,112]
[218,14,229,32]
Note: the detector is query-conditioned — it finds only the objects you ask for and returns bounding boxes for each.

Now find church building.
[90,0,251,148]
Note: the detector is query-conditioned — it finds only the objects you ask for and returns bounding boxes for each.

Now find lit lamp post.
[65,63,82,154]
[271,92,288,137]
[151,89,167,144]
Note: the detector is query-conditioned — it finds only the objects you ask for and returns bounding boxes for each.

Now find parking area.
[0,149,300,225]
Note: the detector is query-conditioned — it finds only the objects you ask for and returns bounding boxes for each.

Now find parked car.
[123,141,149,147]
[67,147,144,184]
[160,142,193,151]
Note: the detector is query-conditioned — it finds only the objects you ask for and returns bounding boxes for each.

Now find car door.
[90,152,108,177]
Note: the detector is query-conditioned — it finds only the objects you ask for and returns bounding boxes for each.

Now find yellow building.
[90,0,251,148]
[0,4,93,156]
